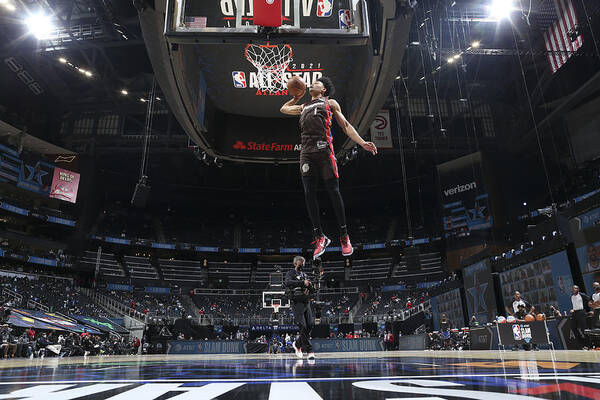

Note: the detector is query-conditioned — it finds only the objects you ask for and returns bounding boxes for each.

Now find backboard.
[166,0,368,43]
[263,290,290,310]
[143,0,413,163]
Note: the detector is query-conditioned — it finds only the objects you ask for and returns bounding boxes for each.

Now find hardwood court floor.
[0,350,598,399]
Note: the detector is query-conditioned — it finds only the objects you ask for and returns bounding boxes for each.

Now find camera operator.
[285,255,315,361]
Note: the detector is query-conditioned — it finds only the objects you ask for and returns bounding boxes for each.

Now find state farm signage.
[232,140,301,152]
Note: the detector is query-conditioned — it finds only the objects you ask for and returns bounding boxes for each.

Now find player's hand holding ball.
[287,76,306,99]
[361,141,378,155]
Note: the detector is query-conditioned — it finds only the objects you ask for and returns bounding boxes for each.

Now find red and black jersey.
[299,97,333,154]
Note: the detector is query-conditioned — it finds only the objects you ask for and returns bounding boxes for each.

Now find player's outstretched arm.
[329,99,377,155]
[280,95,304,115]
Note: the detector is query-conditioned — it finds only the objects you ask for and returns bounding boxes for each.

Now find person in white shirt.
[570,285,590,348]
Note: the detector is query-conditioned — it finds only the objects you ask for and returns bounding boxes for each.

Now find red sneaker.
[312,235,331,259]
[341,235,353,256]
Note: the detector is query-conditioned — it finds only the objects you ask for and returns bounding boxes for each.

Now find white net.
[244,44,293,92]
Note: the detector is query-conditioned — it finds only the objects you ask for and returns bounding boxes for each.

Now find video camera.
[286,258,324,299]
[285,258,326,322]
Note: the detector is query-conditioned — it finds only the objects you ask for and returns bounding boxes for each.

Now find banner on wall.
[312,338,384,352]
[49,167,80,203]
[167,340,246,354]
[0,143,79,203]
[575,242,600,293]
[497,321,550,346]
[369,110,393,149]
[437,152,493,239]
[463,259,496,323]
[431,288,464,330]
[500,250,573,314]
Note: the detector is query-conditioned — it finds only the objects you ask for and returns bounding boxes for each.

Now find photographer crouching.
[285,255,316,361]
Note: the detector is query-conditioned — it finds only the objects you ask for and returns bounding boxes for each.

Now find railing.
[2,288,22,304]
[203,311,354,326]
[82,288,146,323]
[27,299,49,312]
[355,300,431,323]
[193,287,359,295]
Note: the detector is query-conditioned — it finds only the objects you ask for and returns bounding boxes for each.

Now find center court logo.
[232,141,301,152]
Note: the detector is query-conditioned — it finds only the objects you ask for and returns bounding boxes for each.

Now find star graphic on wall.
[467,271,488,313]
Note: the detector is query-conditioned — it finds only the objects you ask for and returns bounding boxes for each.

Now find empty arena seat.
[392,251,444,281]
[349,258,392,281]
[80,251,126,278]
[159,258,204,284]
[208,262,252,285]
[124,256,158,280]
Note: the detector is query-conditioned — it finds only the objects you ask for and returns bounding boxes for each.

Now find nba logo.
[317,0,333,17]
[339,9,352,29]
[512,324,522,340]
[232,71,247,88]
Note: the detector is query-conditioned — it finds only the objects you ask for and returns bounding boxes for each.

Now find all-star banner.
[463,259,497,324]
[10,309,101,334]
[49,167,80,203]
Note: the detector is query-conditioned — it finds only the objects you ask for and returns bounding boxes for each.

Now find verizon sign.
[443,181,477,197]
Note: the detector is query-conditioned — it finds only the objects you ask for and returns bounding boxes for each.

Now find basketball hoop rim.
[244,43,293,59]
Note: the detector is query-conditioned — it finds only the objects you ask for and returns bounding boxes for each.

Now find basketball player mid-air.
[280,77,378,259]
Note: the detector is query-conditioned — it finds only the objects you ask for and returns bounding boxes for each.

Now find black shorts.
[299,150,339,180]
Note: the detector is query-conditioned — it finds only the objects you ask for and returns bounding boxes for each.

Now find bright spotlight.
[84,71,92,77]
[58,57,67,63]
[471,41,480,48]
[488,0,514,21]
[25,14,55,40]
[3,2,16,12]
[447,57,455,63]
[140,98,147,102]
[120,89,128,95]
[453,54,460,60]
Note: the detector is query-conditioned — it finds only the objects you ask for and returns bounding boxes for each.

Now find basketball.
[536,313,546,321]
[525,314,535,322]
[287,75,306,97]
